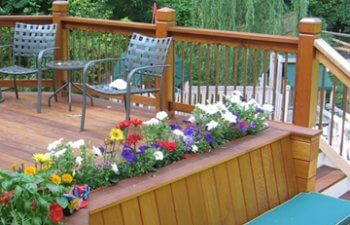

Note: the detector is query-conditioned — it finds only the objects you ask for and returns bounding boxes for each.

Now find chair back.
[13,23,57,58]
[125,33,172,76]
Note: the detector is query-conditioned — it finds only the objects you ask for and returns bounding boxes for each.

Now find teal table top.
[247,193,350,225]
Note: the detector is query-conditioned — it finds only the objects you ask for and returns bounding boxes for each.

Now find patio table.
[46,60,93,111]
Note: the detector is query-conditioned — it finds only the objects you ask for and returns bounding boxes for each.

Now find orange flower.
[61,174,73,184]
[50,174,61,185]
[24,166,37,175]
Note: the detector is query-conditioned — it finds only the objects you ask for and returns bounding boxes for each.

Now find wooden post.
[293,18,322,127]
[155,7,176,116]
[52,1,69,94]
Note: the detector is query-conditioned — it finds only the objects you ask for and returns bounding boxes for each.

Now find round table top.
[46,60,87,71]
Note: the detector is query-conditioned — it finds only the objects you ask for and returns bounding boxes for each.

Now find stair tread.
[340,191,350,201]
[316,166,346,192]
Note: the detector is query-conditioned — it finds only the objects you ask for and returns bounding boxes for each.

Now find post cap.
[299,17,322,34]
[52,1,69,13]
[157,7,176,22]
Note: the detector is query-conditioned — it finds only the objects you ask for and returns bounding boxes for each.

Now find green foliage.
[69,0,113,19]
[0,0,52,15]
[308,0,350,32]
[0,168,68,225]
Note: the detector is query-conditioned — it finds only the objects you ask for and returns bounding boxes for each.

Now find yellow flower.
[62,173,73,184]
[24,166,37,175]
[44,162,51,170]
[33,153,51,164]
[71,198,80,210]
[109,128,124,142]
[10,163,17,171]
[50,174,61,185]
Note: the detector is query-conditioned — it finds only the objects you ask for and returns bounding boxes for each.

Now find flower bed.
[0,91,274,224]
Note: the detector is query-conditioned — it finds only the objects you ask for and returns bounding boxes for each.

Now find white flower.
[191,145,199,152]
[109,79,127,90]
[75,156,83,166]
[54,148,67,157]
[72,170,76,176]
[111,163,119,174]
[47,138,63,151]
[156,111,168,121]
[222,111,237,123]
[228,94,241,104]
[205,105,219,115]
[173,129,184,137]
[188,115,196,123]
[153,151,164,160]
[68,139,85,149]
[92,146,102,157]
[233,90,242,96]
[206,120,218,130]
[247,99,258,107]
[215,101,227,111]
[143,118,160,126]
[262,104,274,113]
[240,102,248,110]
[195,103,207,112]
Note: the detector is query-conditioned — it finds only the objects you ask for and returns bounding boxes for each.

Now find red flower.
[126,133,143,146]
[118,120,132,130]
[157,141,177,151]
[48,203,63,223]
[131,119,143,126]
[0,190,14,205]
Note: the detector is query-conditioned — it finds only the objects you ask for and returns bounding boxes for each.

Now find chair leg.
[124,94,131,121]
[80,87,87,131]
[52,74,58,102]
[13,76,19,99]
[37,70,43,113]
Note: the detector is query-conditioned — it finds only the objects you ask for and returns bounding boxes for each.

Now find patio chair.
[0,22,58,113]
[80,33,172,131]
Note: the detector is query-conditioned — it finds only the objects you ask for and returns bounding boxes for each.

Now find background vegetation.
[1,0,350,35]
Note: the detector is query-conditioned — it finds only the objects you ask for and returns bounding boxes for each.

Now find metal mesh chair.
[81,33,172,131]
[0,23,58,113]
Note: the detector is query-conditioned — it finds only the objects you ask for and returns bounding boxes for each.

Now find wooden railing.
[0,0,344,130]
[313,38,350,164]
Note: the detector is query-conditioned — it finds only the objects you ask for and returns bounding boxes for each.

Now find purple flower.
[152,143,160,148]
[184,127,195,136]
[98,146,105,154]
[250,121,256,129]
[184,135,194,144]
[138,145,148,154]
[256,108,264,113]
[170,124,181,130]
[121,149,137,164]
[205,134,214,143]
[240,121,248,133]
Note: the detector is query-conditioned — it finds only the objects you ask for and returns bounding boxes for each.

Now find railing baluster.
[215,45,220,102]
[329,78,337,146]
[188,42,193,105]
[262,50,268,104]
[233,48,239,90]
[180,41,185,103]
[243,48,248,98]
[223,46,229,96]
[252,49,258,99]
[205,44,211,103]
[318,65,327,130]
[281,53,289,122]
[340,85,348,156]
[197,43,202,103]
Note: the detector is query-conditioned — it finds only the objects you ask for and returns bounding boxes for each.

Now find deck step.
[316,165,346,192]
[340,191,350,201]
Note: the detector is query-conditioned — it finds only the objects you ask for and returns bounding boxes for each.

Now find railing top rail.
[60,16,156,35]
[314,38,350,87]
[168,26,299,52]
[0,15,53,27]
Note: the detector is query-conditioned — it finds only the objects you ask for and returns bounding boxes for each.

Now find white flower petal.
[153,151,164,160]
[143,118,160,126]
[156,111,168,121]
[111,163,119,174]
[47,138,63,151]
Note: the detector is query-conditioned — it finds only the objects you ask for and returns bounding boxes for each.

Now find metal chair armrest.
[37,47,60,68]
[126,64,170,84]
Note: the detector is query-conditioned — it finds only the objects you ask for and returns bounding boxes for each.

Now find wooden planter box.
[65,122,321,225]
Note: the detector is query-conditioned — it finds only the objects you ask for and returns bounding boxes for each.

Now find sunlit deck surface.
[0,92,159,170]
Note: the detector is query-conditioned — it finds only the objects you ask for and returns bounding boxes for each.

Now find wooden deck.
[0,91,157,170]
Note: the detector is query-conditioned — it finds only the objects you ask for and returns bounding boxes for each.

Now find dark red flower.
[131,119,143,126]
[157,141,177,151]
[126,133,143,146]
[118,120,132,130]
[48,203,63,223]
[31,200,38,211]
[0,190,14,205]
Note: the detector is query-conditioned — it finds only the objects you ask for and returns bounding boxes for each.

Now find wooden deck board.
[0,92,157,170]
